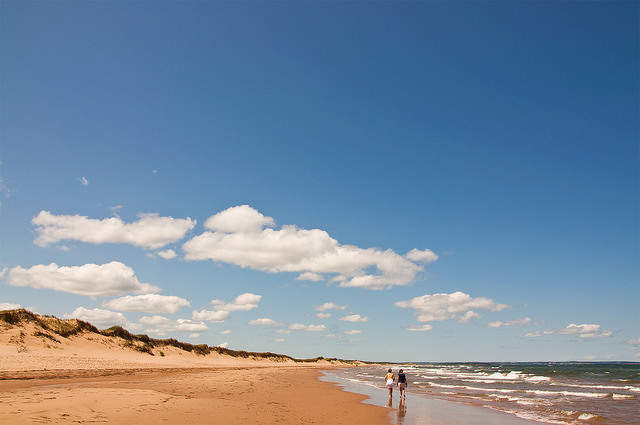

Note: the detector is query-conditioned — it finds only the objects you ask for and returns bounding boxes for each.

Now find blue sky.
[1,2,638,361]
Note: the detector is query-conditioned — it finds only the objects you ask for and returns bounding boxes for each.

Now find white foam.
[577,413,598,421]
[612,393,634,400]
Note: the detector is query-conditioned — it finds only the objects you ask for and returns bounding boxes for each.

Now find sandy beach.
[0,367,390,425]
[0,310,389,424]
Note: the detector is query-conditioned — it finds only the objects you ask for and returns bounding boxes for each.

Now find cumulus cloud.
[296,272,324,282]
[315,302,346,312]
[183,205,437,290]
[217,342,229,348]
[65,307,128,328]
[0,267,7,278]
[627,338,640,345]
[192,309,230,323]
[210,293,261,311]
[188,333,200,338]
[191,293,261,323]
[155,249,177,260]
[7,262,159,297]
[204,205,275,233]
[104,294,190,314]
[289,323,326,331]
[0,302,22,310]
[33,210,195,250]
[340,314,369,323]
[523,331,542,338]
[276,329,291,334]
[405,248,438,263]
[458,311,480,323]
[220,329,232,335]
[248,318,281,326]
[316,313,331,319]
[275,338,285,342]
[488,317,532,328]
[407,324,433,331]
[344,330,362,335]
[559,323,612,339]
[395,291,509,323]
[138,315,208,335]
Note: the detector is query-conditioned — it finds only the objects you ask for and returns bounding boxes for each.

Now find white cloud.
[405,248,438,263]
[188,333,200,338]
[344,330,362,335]
[192,309,230,323]
[559,323,612,339]
[104,294,190,314]
[296,272,324,282]
[289,323,326,332]
[7,262,159,297]
[57,245,70,251]
[580,331,612,339]
[627,338,640,345]
[407,324,433,331]
[183,205,436,290]
[217,342,229,348]
[204,205,274,233]
[220,329,232,335]
[80,177,89,186]
[0,302,21,310]
[210,293,261,311]
[33,211,196,250]
[315,302,347,312]
[523,331,542,338]
[325,333,337,338]
[65,307,127,328]
[276,329,291,334]
[488,317,532,328]
[156,249,177,260]
[316,312,331,319]
[248,318,281,326]
[138,315,208,334]
[340,314,369,323]
[275,338,285,342]
[0,267,7,278]
[458,311,480,323]
[395,291,509,323]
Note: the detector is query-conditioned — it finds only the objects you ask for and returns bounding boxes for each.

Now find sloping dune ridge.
[0,309,361,373]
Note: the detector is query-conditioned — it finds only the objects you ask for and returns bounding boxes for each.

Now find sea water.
[322,362,639,425]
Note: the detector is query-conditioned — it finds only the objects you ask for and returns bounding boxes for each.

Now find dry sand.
[0,311,389,424]
[0,367,390,425]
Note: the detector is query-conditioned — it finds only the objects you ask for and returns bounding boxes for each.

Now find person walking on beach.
[397,369,407,401]
[385,368,395,405]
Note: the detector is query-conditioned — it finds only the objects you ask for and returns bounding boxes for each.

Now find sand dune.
[0,309,356,372]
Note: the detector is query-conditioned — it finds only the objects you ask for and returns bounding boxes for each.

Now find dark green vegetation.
[0,309,357,364]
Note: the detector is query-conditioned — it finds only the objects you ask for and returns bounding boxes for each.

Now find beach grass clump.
[33,331,61,344]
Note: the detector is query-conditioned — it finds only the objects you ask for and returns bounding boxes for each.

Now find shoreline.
[320,369,542,425]
[0,366,391,425]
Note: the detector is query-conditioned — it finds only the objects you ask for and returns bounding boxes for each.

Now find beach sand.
[0,311,389,424]
[0,367,390,425]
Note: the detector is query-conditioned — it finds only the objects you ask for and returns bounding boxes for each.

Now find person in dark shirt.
[397,369,407,400]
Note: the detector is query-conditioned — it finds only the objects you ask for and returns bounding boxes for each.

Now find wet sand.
[0,367,390,424]
[321,371,541,425]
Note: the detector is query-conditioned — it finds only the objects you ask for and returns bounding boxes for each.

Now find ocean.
[323,362,639,424]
